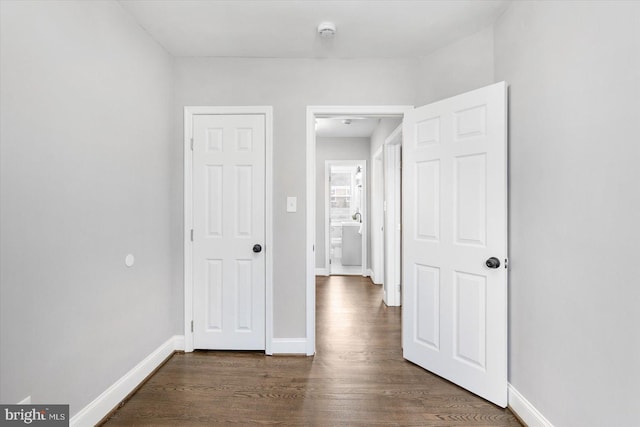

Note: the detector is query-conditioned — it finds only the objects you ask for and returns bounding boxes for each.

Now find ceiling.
[316,117,381,138]
[118,0,510,58]
[119,1,509,138]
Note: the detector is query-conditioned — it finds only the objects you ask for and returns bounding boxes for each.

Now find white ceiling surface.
[118,0,510,58]
[316,117,380,138]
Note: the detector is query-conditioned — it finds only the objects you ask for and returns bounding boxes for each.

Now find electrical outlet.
[286,197,297,212]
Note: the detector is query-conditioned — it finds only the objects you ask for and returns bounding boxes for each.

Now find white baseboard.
[172,335,185,351]
[508,383,554,427]
[370,269,383,284]
[270,338,307,355]
[363,268,373,278]
[70,335,184,427]
[315,268,329,276]
[17,396,31,404]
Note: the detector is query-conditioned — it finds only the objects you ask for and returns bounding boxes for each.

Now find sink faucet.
[352,211,362,223]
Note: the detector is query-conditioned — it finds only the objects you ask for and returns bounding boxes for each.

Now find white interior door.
[192,114,266,350]
[402,82,508,407]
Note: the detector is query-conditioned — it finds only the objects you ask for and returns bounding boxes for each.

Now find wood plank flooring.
[103,276,521,426]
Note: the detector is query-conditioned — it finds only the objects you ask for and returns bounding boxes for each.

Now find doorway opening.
[326,161,366,275]
[306,105,413,356]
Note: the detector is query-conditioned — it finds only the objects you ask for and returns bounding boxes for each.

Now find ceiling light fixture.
[317,22,336,38]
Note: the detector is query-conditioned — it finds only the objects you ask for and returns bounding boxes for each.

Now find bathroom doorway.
[325,161,366,275]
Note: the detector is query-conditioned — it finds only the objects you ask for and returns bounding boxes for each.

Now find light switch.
[287,197,297,212]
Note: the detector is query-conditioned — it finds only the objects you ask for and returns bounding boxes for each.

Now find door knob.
[253,244,262,253]
[485,257,501,269]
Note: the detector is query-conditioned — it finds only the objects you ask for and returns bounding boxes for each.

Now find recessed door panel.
[416,117,440,146]
[206,260,223,330]
[236,165,252,237]
[206,166,223,237]
[235,259,253,331]
[454,154,487,247]
[416,160,440,241]
[454,271,487,370]
[236,128,253,152]
[415,264,440,350]
[454,105,487,140]
[207,128,224,152]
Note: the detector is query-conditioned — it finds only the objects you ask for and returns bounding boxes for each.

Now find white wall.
[0,0,175,416]
[315,137,370,270]
[368,118,402,283]
[369,118,402,157]
[418,26,495,104]
[495,2,640,426]
[174,57,419,338]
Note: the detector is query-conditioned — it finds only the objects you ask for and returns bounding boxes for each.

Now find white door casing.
[188,110,271,351]
[383,125,402,307]
[371,147,385,284]
[402,82,508,406]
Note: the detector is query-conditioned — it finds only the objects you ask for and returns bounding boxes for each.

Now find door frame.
[383,125,402,306]
[306,105,413,356]
[371,146,384,284]
[324,160,367,276]
[184,106,274,354]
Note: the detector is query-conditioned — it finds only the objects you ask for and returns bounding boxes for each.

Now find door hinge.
[329,259,332,264]
[505,258,509,269]
[190,138,194,151]
[190,320,194,333]
[190,229,194,242]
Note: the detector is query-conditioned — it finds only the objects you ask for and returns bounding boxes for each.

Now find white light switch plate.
[287,197,297,212]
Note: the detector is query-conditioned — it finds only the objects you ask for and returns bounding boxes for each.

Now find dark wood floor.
[103,275,521,426]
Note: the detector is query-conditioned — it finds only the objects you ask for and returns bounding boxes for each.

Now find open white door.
[402,82,507,407]
[192,114,266,350]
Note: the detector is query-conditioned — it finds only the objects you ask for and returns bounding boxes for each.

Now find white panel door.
[402,82,507,407]
[192,114,265,350]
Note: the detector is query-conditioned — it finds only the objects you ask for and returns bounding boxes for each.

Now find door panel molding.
[184,106,273,354]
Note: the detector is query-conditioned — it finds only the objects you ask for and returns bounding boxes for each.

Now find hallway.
[103,276,521,426]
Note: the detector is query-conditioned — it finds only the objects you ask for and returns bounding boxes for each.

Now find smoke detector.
[317,22,336,38]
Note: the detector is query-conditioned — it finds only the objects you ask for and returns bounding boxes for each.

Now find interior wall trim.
[508,383,554,427]
[315,268,329,276]
[70,335,184,427]
[271,338,308,355]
